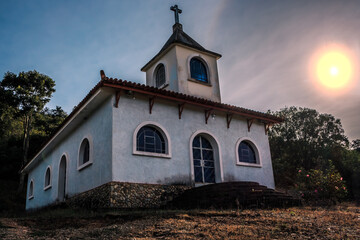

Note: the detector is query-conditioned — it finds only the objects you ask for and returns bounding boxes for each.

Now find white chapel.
[23,5,282,210]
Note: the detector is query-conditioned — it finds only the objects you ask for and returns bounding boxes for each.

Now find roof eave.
[21,86,106,173]
[102,80,282,124]
[141,44,174,72]
[141,43,222,72]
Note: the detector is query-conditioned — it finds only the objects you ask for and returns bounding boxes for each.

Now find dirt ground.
[1,203,359,239]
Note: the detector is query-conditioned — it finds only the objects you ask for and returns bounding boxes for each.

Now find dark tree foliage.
[0,105,67,180]
[0,70,55,167]
[34,106,68,136]
[0,71,67,184]
[268,106,360,199]
[0,87,23,180]
[328,145,360,200]
[352,139,360,152]
[29,106,68,158]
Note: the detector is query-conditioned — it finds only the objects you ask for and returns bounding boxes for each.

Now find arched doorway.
[192,135,216,184]
[58,155,67,201]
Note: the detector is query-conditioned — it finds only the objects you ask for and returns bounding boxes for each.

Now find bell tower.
[141,5,222,102]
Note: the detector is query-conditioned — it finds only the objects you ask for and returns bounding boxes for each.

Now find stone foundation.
[67,182,191,209]
[67,183,112,209]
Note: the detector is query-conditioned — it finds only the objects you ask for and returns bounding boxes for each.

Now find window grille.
[137,126,166,154]
[190,58,208,83]
[155,64,166,87]
[238,141,256,163]
[192,135,215,183]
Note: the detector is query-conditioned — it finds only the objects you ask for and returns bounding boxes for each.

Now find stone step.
[167,181,301,209]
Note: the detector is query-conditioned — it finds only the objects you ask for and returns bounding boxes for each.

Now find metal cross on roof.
[170,5,182,24]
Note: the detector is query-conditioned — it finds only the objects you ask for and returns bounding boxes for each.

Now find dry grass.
[1,203,359,239]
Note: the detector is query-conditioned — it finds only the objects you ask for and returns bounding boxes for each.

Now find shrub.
[296,164,347,203]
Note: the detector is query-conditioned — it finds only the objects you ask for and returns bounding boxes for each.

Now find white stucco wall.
[25,87,276,211]
[26,97,113,210]
[145,47,179,92]
[175,45,221,102]
[144,45,221,102]
[112,94,275,189]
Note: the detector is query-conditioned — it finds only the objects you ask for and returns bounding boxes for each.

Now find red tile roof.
[102,77,283,123]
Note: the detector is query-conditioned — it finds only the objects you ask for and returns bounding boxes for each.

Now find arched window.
[59,155,67,201]
[190,58,208,83]
[238,141,257,164]
[192,135,215,183]
[29,180,34,199]
[155,64,165,87]
[136,126,165,154]
[78,138,92,170]
[44,167,51,190]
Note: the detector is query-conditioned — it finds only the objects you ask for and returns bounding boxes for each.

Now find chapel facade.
[23,5,281,210]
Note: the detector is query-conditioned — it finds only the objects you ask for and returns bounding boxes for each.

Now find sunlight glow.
[316,51,352,89]
[330,66,338,76]
[310,43,357,95]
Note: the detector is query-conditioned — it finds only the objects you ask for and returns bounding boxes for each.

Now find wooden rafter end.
[178,103,185,119]
[149,97,155,114]
[247,119,254,132]
[115,90,121,108]
[205,109,212,124]
[226,113,233,129]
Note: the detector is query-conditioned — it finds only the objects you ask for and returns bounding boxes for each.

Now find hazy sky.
[1,0,359,140]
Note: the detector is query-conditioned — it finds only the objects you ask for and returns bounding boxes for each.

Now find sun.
[316,51,353,89]
[330,66,338,76]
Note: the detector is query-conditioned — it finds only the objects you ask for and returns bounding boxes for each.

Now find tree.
[328,146,360,200]
[1,71,55,166]
[0,105,67,181]
[0,87,25,181]
[29,106,67,157]
[351,139,360,152]
[0,71,55,189]
[268,106,349,187]
[34,106,67,136]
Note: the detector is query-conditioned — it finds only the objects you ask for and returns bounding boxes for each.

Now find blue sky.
[1,0,360,140]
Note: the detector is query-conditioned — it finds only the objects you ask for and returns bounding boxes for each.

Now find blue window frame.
[190,58,208,83]
[155,64,165,87]
[29,180,34,198]
[80,138,90,165]
[44,167,51,188]
[238,141,256,164]
[137,126,165,154]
